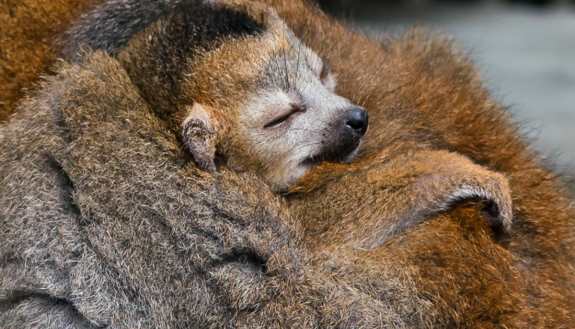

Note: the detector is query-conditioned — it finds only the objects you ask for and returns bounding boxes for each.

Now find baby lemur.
[117,0,512,242]
[118,0,368,191]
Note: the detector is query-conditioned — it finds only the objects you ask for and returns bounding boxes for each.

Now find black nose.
[345,107,369,136]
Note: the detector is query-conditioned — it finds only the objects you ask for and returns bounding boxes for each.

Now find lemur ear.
[182,104,218,173]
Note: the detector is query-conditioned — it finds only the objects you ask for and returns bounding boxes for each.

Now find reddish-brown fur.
[0,0,101,123]
[262,0,575,324]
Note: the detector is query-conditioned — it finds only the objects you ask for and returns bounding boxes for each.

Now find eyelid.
[263,103,306,129]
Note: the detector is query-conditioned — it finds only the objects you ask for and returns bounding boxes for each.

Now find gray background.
[339,2,575,179]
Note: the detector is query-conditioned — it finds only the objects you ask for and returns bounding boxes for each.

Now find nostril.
[345,107,369,136]
[480,199,509,243]
[482,200,500,221]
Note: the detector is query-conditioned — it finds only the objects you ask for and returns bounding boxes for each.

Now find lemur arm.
[290,150,512,250]
[358,150,512,249]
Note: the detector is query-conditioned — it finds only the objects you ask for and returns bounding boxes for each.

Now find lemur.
[117,0,368,191]
[85,0,512,242]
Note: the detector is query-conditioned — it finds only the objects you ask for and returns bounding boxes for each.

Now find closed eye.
[264,104,306,129]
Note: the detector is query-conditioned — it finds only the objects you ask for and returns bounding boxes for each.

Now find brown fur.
[261,0,575,324]
[0,52,489,328]
[0,0,574,327]
[288,150,513,250]
[116,1,514,251]
[0,0,101,123]
[0,51,536,328]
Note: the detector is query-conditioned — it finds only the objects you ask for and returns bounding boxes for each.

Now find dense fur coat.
[0,0,574,327]
[270,1,575,324]
[0,51,515,328]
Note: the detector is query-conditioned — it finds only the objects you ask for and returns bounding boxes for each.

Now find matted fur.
[0,53,310,328]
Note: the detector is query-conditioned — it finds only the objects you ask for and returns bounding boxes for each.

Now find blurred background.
[317,0,575,184]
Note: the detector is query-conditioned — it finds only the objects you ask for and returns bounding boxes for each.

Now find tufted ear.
[182,104,218,173]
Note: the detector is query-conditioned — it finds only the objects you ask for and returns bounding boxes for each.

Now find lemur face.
[182,4,368,191]
[233,41,368,191]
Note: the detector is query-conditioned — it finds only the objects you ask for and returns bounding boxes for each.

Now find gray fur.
[0,52,430,328]
[60,0,197,61]
[0,297,98,329]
